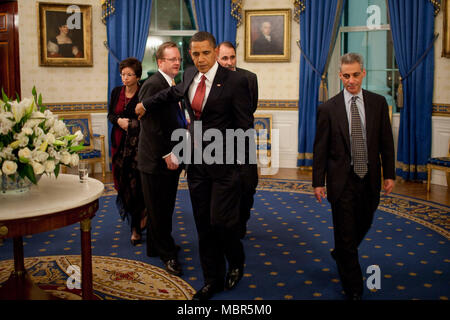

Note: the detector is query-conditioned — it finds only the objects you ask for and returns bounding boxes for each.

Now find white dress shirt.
[188,62,219,111]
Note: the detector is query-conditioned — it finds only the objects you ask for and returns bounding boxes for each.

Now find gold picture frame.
[245,9,291,62]
[37,2,93,67]
[443,0,450,58]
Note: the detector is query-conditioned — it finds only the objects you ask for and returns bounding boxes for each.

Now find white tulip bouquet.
[0,87,84,185]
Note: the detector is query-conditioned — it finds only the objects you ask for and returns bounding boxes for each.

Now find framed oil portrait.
[37,2,93,67]
[443,0,450,58]
[245,9,291,62]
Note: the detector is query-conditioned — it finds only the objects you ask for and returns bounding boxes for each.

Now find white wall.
[16,0,449,183]
[17,0,108,102]
[18,0,110,172]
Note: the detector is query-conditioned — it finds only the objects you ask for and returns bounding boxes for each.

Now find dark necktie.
[191,75,206,120]
[350,96,367,178]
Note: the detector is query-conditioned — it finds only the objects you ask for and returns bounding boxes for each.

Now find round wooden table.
[0,174,104,300]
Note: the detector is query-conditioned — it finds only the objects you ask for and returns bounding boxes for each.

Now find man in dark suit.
[252,21,283,55]
[217,41,259,239]
[312,52,395,300]
[136,32,254,300]
[137,41,187,277]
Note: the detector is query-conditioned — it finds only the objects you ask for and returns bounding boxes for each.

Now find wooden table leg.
[80,218,93,300]
[13,236,25,276]
[0,236,54,299]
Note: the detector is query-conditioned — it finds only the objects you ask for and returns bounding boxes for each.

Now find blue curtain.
[104,0,152,163]
[388,0,436,181]
[193,0,237,46]
[297,0,345,167]
[105,0,152,93]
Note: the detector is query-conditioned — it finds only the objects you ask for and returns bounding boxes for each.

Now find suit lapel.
[336,91,351,153]
[201,65,226,116]
[156,71,170,89]
[182,68,197,121]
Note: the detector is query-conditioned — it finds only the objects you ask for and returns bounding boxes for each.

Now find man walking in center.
[136,32,254,300]
[312,52,395,300]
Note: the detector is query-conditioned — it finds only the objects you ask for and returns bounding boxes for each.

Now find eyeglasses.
[120,73,136,77]
[162,57,183,63]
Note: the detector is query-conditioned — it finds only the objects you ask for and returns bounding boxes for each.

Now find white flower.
[70,153,79,166]
[1,89,85,185]
[51,120,69,137]
[31,149,49,163]
[74,130,84,143]
[47,147,60,161]
[0,112,14,135]
[30,110,45,120]
[44,160,55,173]
[0,147,14,161]
[31,161,45,175]
[44,110,56,128]
[18,147,32,161]
[45,132,56,144]
[15,133,29,147]
[2,160,18,175]
[60,151,71,165]
[34,126,44,137]
[22,127,33,135]
[23,118,43,129]
[10,101,26,122]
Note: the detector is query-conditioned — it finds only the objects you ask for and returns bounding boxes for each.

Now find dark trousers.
[237,164,258,238]
[187,164,245,286]
[331,171,380,296]
[141,170,180,262]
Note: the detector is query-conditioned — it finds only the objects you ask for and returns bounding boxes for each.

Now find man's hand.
[135,102,146,120]
[117,118,129,131]
[164,153,179,170]
[314,187,326,203]
[383,178,395,195]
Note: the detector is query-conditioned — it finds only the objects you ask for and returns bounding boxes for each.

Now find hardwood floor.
[91,167,449,206]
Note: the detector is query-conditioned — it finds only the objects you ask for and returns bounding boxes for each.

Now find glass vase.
[1,173,35,195]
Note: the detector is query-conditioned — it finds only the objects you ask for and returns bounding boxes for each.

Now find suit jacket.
[252,33,283,55]
[312,89,395,203]
[137,71,186,174]
[236,67,258,114]
[141,64,254,177]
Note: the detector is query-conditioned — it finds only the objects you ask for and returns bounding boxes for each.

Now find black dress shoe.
[331,249,337,261]
[130,238,142,246]
[225,267,244,290]
[192,284,224,301]
[346,293,362,300]
[164,259,182,276]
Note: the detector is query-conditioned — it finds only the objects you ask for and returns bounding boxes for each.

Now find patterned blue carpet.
[0,178,449,300]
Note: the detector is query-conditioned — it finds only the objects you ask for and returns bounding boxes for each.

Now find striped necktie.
[350,96,367,178]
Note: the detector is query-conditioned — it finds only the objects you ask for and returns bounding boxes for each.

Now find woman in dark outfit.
[107,57,146,245]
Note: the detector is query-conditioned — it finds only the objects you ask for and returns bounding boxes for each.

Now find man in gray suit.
[217,41,259,239]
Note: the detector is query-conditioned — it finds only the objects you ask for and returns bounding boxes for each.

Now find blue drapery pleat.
[106,0,152,92]
[297,0,345,167]
[105,0,152,163]
[193,0,237,46]
[388,0,435,181]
